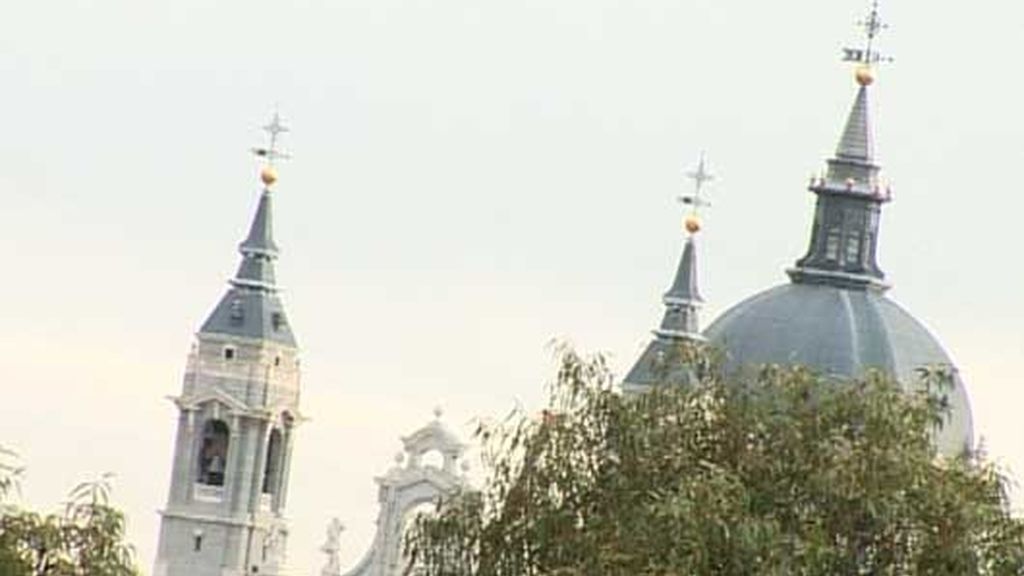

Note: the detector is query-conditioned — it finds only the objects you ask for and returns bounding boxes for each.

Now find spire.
[199,112,297,346]
[655,235,703,339]
[231,191,280,290]
[238,191,279,257]
[622,154,714,390]
[655,155,712,339]
[788,0,892,292]
[665,236,702,306]
[836,85,873,163]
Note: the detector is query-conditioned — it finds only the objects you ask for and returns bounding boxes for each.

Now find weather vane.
[842,0,892,83]
[252,110,291,187]
[678,153,714,235]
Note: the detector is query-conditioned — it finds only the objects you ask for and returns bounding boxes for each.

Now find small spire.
[622,153,715,390]
[240,111,291,257]
[836,86,874,163]
[663,236,703,309]
[663,153,714,309]
[657,154,713,338]
[238,191,279,258]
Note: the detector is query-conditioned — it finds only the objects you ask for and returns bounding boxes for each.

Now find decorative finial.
[433,406,444,420]
[843,0,892,86]
[251,110,291,188]
[678,153,714,235]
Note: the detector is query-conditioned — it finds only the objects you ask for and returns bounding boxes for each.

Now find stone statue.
[320,518,344,576]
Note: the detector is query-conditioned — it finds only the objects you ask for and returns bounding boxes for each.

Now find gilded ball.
[260,166,278,187]
[684,215,702,234]
[855,65,875,86]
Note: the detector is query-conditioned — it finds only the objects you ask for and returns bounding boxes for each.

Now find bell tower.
[154,113,302,576]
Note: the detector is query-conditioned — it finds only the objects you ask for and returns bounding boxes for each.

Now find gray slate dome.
[699,67,973,454]
[704,283,972,454]
[622,34,975,455]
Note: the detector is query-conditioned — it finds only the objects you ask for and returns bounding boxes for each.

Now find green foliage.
[0,448,23,506]
[0,469,139,576]
[405,344,1024,575]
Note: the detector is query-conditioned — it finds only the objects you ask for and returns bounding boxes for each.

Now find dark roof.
[199,189,297,347]
[200,287,295,346]
[704,282,972,454]
[665,236,703,306]
[628,74,973,454]
[836,85,874,163]
[623,236,704,389]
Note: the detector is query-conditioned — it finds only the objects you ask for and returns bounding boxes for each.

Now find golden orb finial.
[260,166,278,187]
[684,214,702,234]
[855,64,876,86]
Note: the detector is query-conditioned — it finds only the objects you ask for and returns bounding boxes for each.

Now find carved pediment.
[173,387,249,414]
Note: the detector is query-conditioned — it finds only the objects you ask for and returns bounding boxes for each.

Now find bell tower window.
[262,429,283,495]
[198,419,230,486]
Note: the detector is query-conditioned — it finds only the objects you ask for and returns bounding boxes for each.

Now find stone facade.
[155,183,302,576]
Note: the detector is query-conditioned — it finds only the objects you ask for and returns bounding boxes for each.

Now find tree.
[406,344,1024,575]
[0,463,140,576]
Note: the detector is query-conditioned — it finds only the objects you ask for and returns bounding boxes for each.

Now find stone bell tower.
[154,113,302,576]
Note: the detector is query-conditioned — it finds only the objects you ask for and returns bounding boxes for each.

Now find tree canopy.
[0,462,139,576]
[406,344,1024,575]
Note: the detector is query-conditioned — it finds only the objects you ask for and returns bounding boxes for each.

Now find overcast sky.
[1,0,1022,573]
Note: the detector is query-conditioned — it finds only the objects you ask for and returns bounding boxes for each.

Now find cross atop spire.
[252,110,291,187]
[843,0,892,87]
[679,153,714,236]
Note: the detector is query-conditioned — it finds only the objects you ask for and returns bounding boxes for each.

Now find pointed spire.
[788,1,892,291]
[199,112,297,347]
[836,85,874,163]
[654,235,703,339]
[665,236,703,306]
[239,190,279,257]
[623,154,715,390]
[231,191,280,290]
[654,153,713,340]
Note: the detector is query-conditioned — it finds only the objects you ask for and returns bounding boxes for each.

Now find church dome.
[697,49,974,454]
[623,10,974,455]
[704,282,972,454]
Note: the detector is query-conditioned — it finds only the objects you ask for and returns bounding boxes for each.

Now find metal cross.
[678,153,714,215]
[842,0,892,66]
[251,110,291,166]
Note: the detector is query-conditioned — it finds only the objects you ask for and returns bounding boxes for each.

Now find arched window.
[198,420,230,486]
[262,429,283,494]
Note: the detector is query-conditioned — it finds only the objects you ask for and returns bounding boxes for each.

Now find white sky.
[1,0,1022,573]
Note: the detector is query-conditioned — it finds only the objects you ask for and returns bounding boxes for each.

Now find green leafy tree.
[406,344,1024,575]
[0,466,140,576]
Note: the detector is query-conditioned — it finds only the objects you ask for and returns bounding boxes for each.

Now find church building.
[153,115,302,576]
[624,1,973,455]
[150,3,974,575]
